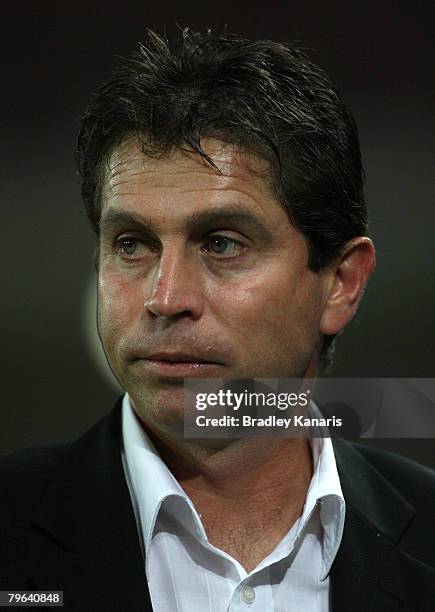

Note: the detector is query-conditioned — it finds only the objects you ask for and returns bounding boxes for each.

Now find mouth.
[148,351,219,364]
[132,351,225,378]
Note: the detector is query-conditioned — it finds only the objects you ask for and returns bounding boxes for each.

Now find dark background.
[1,1,434,465]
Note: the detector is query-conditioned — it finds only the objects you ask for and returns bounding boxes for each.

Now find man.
[1,29,434,611]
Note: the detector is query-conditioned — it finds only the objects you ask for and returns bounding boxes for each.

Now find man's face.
[97,137,333,434]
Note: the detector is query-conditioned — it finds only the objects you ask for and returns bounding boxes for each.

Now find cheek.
[97,269,142,346]
[207,266,323,352]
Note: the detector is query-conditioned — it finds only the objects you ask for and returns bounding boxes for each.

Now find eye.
[203,235,244,258]
[118,237,144,258]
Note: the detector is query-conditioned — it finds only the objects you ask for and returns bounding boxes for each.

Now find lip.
[132,351,225,378]
[134,358,224,378]
[147,351,221,364]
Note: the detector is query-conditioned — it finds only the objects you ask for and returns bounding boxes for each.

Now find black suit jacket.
[1,399,435,611]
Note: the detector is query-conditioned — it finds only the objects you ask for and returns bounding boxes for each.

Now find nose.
[144,244,205,320]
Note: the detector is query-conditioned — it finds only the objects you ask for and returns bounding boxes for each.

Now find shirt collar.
[121,395,200,559]
[304,434,346,579]
[122,394,345,579]
[302,401,346,579]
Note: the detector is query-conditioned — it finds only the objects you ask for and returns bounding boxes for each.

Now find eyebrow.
[100,207,275,241]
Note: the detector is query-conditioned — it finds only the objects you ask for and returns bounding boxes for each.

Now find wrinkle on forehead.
[102,136,273,201]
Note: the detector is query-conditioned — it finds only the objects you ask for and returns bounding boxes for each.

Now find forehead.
[100,136,285,223]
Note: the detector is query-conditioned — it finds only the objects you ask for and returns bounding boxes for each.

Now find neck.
[139,419,313,572]
[146,425,312,524]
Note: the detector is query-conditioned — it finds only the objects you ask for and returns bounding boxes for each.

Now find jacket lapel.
[331,438,435,611]
[29,399,152,611]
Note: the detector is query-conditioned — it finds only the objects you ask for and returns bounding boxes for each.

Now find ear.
[320,237,376,336]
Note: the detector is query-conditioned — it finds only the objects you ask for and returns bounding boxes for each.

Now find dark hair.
[77,28,368,364]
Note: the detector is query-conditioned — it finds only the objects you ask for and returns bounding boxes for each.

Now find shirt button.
[240,585,256,604]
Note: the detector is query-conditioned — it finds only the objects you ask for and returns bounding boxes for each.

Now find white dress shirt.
[121,394,345,611]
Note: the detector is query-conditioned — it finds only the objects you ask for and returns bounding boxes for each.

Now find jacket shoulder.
[350,442,435,563]
[0,443,70,477]
[353,443,435,500]
[0,444,71,522]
